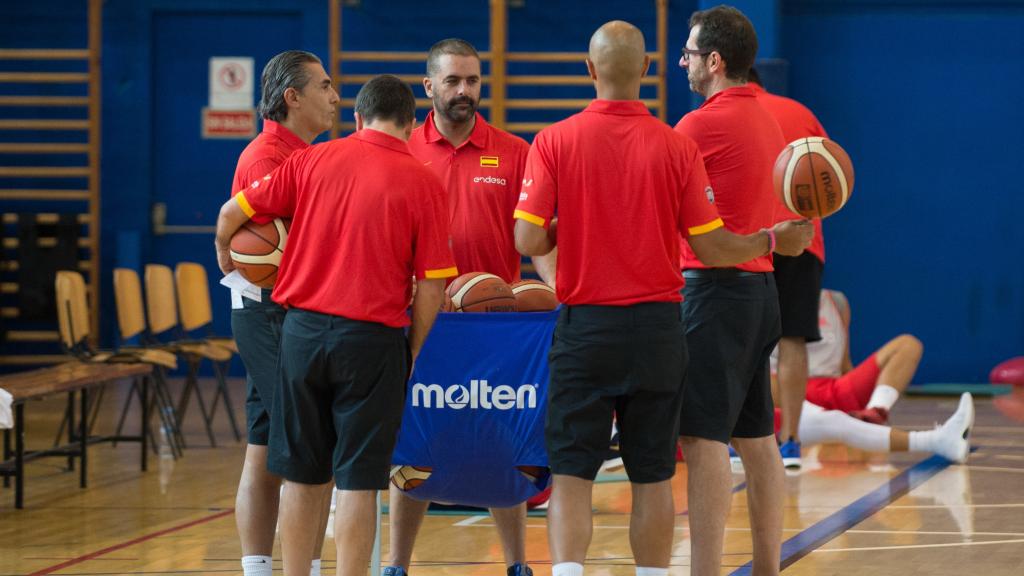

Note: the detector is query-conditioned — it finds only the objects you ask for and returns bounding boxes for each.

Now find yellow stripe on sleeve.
[235,192,256,218]
[513,209,546,228]
[688,217,724,236]
[424,266,458,279]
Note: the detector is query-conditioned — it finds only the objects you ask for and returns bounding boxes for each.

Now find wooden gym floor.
[2,379,1022,575]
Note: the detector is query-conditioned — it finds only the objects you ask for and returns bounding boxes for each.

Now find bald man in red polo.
[514,20,810,576]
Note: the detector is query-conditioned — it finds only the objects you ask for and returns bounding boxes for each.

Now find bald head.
[588,21,647,86]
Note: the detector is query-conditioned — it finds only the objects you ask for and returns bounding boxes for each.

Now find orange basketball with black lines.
[390,465,432,491]
[446,272,517,312]
[511,280,558,312]
[229,218,289,288]
[773,137,854,219]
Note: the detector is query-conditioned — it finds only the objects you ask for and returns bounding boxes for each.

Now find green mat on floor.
[907,383,1013,396]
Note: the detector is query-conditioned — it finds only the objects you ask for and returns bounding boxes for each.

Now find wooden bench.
[0,361,152,508]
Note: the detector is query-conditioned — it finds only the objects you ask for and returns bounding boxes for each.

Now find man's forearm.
[408,278,445,360]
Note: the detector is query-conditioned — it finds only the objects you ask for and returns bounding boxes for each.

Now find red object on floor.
[991,356,1024,387]
[527,486,551,508]
[994,389,1024,423]
[676,445,685,462]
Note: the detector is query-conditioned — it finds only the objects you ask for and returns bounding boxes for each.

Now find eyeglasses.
[681,48,711,62]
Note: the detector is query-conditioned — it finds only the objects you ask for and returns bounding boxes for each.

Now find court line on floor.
[966,465,1024,473]
[728,454,952,576]
[25,508,235,576]
[811,538,1024,553]
[453,515,488,526]
[884,502,1024,509]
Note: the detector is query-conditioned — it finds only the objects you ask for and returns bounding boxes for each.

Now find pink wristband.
[762,228,776,254]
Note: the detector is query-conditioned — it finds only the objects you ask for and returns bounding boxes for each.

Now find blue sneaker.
[507,564,533,576]
[383,567,408,576]
[779,439,801,469]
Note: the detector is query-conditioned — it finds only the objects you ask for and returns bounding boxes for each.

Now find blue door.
[150,10,302,342]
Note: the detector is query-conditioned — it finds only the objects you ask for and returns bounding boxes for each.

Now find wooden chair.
[54,271,180,457]
[144,264,240,446]
[175,262,238,353]
[112,268,185,457]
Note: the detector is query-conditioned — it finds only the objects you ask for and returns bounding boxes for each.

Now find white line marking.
[453,515,488,527]
[884,503,1024,509]
[966,465,1024,474]
[812,538,1024,553]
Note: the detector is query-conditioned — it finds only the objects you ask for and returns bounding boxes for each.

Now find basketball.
[229,218,289,288]
[511,280,558,312]
[390,465,432,491]
[773,137,854,219]
[446,272,518,312]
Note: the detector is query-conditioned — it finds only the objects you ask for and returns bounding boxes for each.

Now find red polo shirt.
[514,99,723,306]
[408,111,529,283]
[750,82,827,262]
[235,129,457,327]
[232,120,308,225]
[675,86,787,273]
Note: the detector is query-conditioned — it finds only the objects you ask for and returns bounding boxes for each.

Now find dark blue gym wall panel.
[101,0,327,363]
[782,0,1024,382]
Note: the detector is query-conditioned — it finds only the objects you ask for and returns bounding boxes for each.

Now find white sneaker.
[932,393,974,464]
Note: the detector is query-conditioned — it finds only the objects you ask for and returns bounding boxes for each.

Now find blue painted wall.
[781,0,1024,382]
[4,0,1021,382]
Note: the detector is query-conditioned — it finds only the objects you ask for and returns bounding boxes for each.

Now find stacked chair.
[144,263,240,447]
[55,270,180,457]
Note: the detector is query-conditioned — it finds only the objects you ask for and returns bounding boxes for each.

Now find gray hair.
[426,38,480,77]
[258,50,323,122]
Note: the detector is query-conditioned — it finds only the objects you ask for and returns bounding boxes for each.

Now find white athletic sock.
[636,567,668,576]
[553,562,584,576]
[242,555,273,576]
[866,384,900,410]
[908,429,935,453]
[310,558,321,576]
[798,403,890,452]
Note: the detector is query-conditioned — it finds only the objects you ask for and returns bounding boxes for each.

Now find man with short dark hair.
[385,38,542,576]
[229,49,338,576]
[514,20,809,576]
[674,6,803,575]
[215,74,457,576]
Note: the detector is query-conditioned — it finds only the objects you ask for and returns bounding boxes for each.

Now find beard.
[687,67,710,96]
[436,93,478,123]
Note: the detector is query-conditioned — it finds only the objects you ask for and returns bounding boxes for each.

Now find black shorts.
[546,302,686,483]
[231,289,285,446]
[679,269,781,443]
[267,308,409,490]
[772,252,823,342]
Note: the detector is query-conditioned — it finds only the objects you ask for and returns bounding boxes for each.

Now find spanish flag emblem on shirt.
[480,156,500,168]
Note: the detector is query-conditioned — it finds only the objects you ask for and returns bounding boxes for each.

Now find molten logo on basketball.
[411,379,538,410]
[820,171,837,209]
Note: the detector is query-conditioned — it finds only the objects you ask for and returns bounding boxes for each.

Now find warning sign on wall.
[202,108,256,139]
[209,57,254,110]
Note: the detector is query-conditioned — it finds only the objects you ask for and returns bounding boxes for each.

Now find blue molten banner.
[392,311,557,508]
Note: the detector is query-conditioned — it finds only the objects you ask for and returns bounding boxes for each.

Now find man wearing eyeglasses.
[674,6,809,576]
